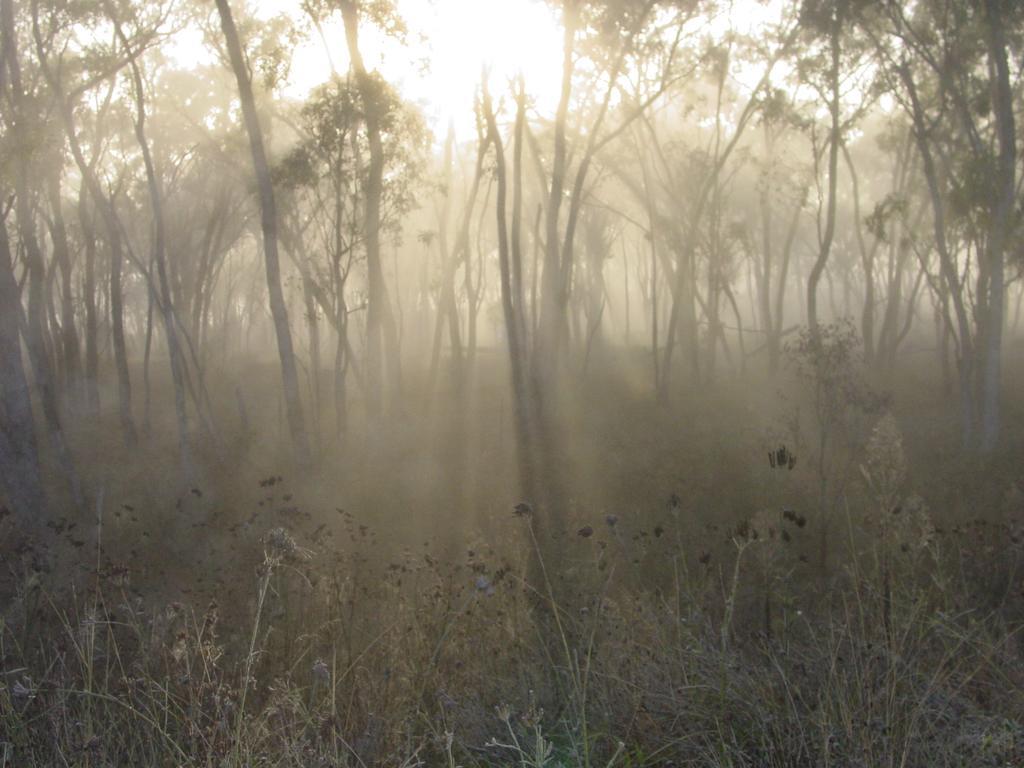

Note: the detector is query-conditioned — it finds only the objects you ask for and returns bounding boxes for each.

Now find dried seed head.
[263,527,305,564]
[513,502,533,518]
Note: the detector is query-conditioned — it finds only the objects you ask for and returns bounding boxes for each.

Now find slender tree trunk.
[483,75,535,504]
[46,168,82,406]
[772,202,801,361]
[33,10,137,446]
[757,131,776,371]
[623,240,631,344]
[639,159,660,391]
[303,270,322,448]
[806,8,841,341]
[841,142,877,366]
[8,0,84,507]
[531,205,542,339]
[536,0,578,379]
[78,186,100,413]
[428,124,464,393]
[142,255,155,435]
[112,9,195,481]
[901,63,976,447]
[511,77,530,361]
[216,0,311,465]
[0,217,46,527]
[333,318,348,436]
[339,0,402,416]
[979,0,1015,452]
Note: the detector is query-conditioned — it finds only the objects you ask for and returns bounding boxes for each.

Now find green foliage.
[864,193,908,243]
[786,320,883,420]
[276,74,429,242]
[301,0,407,41]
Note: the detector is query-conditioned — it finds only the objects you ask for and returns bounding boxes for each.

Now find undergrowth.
[3,431,1024,767]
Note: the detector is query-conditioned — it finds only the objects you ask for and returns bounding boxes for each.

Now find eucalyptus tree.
[865,0,1021,450]
[106,0,195,481]
[142,63,252,363]
[276,73,426,432]
[44,154,82,406]
[846,117,928,376]
[274,79,363,436]
[30,0,143,448]
[71,78,118,416]
[751,87,809,372]
[333,0,406,416]
[535,0,690,381]
[426,124,467,392]
[624,5,798,400]
[0,210,46,527]
[799,0,858,339]
[215,0,311,465]
[482,73,536,504]
[7,0,86,507]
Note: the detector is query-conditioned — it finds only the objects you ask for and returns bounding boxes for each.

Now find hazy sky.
[170,0,566,139]
[168,0,805,142]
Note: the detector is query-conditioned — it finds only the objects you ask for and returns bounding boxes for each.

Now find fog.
[2,0,1024,765]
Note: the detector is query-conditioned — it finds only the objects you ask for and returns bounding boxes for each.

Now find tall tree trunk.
[303,269,322,448]
[841,142,877,367]
[757,129,777,371]
[901,63,976,448]
[77,185,100,413]
[536,0,578,379]
[511,77,530,362]
[112,9,195,481]
[46,168,82,406]
[483,73,534,502]
[142,259,155,435]
[428,124,464,393]
[8,0,84,508]
[215,0,311,465]
[0,218,46,528]
[979,0,1015,452]
[32,8,137,447]
[339,0,402,416]
[806,7,842,341]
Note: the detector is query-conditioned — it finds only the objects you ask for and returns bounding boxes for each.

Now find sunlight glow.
[405,0,564,133]
[170,0,565,142]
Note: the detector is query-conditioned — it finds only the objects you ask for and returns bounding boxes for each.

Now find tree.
[0,211,46,528]
[866,0,1021,450]
[215,0,311,465]
[337,0,405,417]
[801,0,847,341]
[108,1,195,481]
[10,0,84,507]
[31,0,139,447]
[276,72,426,434]
[482,70,536,506]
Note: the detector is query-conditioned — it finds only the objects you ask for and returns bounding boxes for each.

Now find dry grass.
[4,353,1024,766]
[3,472,1024,767]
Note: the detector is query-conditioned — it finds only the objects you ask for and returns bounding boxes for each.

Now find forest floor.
[3,351,1024,766]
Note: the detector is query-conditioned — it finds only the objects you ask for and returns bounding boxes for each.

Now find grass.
[3,464,1024,767]
[3,352,1024,765]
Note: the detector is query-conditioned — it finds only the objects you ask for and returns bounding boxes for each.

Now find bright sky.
[171,0,565,141]
[167,0,801,142]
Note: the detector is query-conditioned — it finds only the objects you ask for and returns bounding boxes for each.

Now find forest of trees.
[1,0,1020,523]
[1,0,1023,764]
